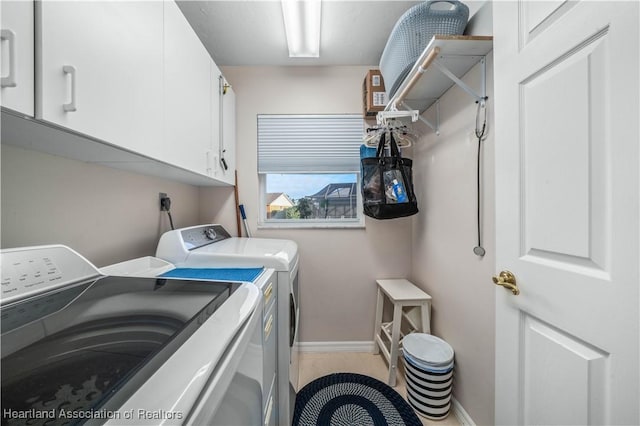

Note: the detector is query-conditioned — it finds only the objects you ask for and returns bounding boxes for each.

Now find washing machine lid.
[186,237,298,270]
[1,275,241,419]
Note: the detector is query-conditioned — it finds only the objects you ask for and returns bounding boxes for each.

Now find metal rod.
[417,115,437,133]
[393,46,441,109]
[480,57,487,107]
[435,100,440,135]
[234,170,242,237]
[398,101,438,134]
[433,59,484,103]
[239,204,252,238]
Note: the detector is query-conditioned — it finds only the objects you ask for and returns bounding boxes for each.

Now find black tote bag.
[361,132,419,219]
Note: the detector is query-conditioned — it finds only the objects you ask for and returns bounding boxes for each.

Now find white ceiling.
[177,1,482,67]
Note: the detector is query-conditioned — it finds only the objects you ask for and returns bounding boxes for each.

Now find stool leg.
[421,301,431,334]
[388,304,402,387]
[373,288,384,355]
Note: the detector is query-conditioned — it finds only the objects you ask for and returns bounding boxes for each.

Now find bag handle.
[374,130,404,161]
[392,131,413,202]
[375,131,387,158]
[388,132,403,161]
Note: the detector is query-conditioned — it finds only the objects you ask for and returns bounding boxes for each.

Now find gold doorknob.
[492,270,520,295]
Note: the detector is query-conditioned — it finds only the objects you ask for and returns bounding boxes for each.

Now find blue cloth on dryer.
[160,267,264,282]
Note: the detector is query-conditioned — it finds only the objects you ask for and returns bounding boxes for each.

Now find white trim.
[452,397,476,426]
[258,222,365,230]
[298,341,376,353]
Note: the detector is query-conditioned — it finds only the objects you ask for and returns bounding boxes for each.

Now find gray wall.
[199,65,414,343]
[409,5,495,421]
[410,54,495,425]
[1,144,201,267]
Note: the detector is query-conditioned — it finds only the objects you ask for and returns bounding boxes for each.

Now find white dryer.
[156,224,300,426]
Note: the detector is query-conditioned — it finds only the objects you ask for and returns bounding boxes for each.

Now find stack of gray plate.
[402,333,454,420]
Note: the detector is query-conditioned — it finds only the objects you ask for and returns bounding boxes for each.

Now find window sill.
[257,220,365,230]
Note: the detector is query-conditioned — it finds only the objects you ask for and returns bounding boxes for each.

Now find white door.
[1,0,34,116]
[493,1,639,425]
[37,1,163,157]
[163,0,212,175]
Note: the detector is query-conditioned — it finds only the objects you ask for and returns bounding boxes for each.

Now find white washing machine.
[0,245,262,425]
[101,256,278,426]
[156,224,300,426]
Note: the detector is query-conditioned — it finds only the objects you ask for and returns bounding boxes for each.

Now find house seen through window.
[258,115,364,226]
[265,174,358,220]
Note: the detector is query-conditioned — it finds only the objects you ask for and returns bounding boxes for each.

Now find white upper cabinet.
[209,64,236,185]
[36,1,164,157]
[163,0,212,176]
[209,61,222,177]
[218,77,236,185]
[1,0,35,116]
[2,0,236,185]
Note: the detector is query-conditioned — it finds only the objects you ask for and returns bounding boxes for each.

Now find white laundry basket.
[379,0,469,99]
[402,333,454,420]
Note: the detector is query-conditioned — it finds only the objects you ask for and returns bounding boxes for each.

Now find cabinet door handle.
[206,150,212,175]
[63,65,77,112]
[1,29,17,88]
[218,75,228,170]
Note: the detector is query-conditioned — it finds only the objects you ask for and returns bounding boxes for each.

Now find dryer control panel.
[181,225,231,251]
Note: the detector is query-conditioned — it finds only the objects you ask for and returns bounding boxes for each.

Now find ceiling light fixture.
[281,0,321,57]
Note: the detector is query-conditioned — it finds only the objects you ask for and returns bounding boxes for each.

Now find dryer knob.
[205,227,217,240]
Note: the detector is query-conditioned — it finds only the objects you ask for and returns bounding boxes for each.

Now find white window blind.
[258,114,364,173]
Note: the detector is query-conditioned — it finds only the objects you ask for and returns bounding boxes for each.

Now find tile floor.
[298,351,460,426]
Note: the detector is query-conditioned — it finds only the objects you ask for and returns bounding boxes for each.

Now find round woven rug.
[293,373,421,426]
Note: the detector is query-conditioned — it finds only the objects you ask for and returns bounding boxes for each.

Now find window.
[258,114,364,227]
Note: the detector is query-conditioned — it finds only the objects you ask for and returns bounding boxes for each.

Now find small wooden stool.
[373,279,432,387]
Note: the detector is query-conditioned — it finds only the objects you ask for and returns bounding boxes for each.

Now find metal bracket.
[399,101,439,135]
[385,54,488,137]
[433,56,488,107]
[413,56,487,135]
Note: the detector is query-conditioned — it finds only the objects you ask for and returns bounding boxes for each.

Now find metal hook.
[475,98,487,139]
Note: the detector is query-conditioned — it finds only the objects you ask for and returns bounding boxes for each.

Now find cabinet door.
[37,1,163,157]
[1,0,34,116]
[216,76,236,184]
[163,0,211,175]
[208,61,221,177]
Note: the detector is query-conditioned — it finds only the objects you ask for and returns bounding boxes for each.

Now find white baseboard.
[298,341,376,353]
[451,397,476,426]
